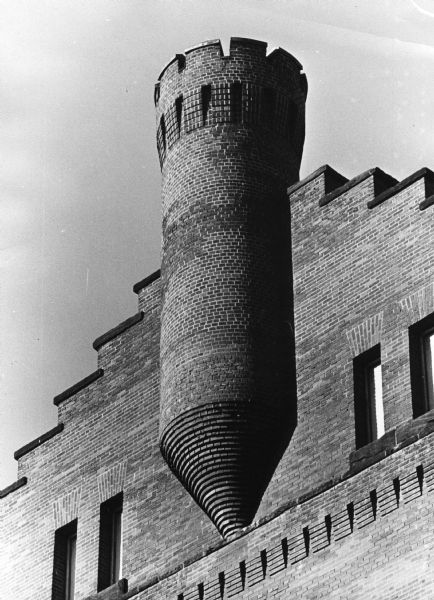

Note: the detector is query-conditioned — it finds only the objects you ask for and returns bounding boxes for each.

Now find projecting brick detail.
[346,311,384,356]
[97,461,127,503]
[225,564,244,597]
[53,487,82,529]
[398,282,434,325]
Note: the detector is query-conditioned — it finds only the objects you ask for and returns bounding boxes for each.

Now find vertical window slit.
[201,85,212,125]
[417,464,424,494]
[198,582,204,600]
[239,560,246,590]
[260,549,267,579]
[370,489,377,520]
[303,526,310,556]
[325,514,332,545]
[347,502,355,533]
[160,115,166,151]
[393,477,401,507]
[218,572,225,599]
[281,537,288,568]
[175,95,183,135]
[230,82,242,123]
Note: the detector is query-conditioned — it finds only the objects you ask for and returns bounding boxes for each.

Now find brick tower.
[156,38,307,539]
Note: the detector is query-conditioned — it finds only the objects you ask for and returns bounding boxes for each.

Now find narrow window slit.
[393,477,401,506]
[347,502,355,533]
[325,514,332,545]
[175,95,183,135]
[239,560,246,590]
[417,464,424,494]
[260,549,267,578]
[160,115,166,151]
[230,82,242,123]
[201,85,212,125]
[198,582,204,600]
[303,526,310,556]
[370,489,378,520]
[281,537,288,568]
[218,571,225,599]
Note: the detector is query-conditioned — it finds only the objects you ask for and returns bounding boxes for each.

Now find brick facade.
[1,38,434,599]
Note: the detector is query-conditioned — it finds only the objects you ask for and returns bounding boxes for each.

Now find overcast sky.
[1,0,433,487]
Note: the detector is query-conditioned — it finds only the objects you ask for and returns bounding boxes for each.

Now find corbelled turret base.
[160,402,296,539]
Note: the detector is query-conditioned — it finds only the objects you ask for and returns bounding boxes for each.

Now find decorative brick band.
[175,455,431,600]
[93,312,144,351]
[398,282,434,324]
[156,80,300,169]
[0,477,27,499]
[367,166,434,208]
[132,269,161,294]
[14,423,64,460]
[97,461,127,503]
[109,416,434,600]
[53,486,82,529]
[53,369,104,406]
[345,311,384,356]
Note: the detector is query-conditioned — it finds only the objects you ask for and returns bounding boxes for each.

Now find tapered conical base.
[160,402,295,539]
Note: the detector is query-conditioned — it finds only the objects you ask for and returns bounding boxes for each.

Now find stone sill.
[349,409,434,472]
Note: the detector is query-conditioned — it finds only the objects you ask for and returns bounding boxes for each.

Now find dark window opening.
[353,344,384,448]
[230,82,242,123]
[409,313,434,417]
[281,537,288,567]
[370,489,378,520]
[393,477,401,507]
[302,526,310,556]
[347,502,354,533]
[262,87,275,128]
[51,520,77,600]
[417,464,424,493]
[201,85,212,125]
[175,95,183,134]
[218,572,225,599]
[286,100,298,140]
[239,560,246,590]
[325,514,332,545]
[160,115,166,150]
[97,492,123,592]
[260,549,267,578]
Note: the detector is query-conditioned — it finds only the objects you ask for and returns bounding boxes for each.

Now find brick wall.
[2,38,434,600]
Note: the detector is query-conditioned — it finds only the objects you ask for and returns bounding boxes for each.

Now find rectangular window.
[97,492,123,591]
[51,520,77,600]
[353,344,384,448]
[409,314,434,417]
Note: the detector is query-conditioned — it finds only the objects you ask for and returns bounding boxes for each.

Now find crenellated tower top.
[154,37,307,170]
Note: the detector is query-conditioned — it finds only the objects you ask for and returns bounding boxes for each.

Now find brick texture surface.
[2,37,434,600]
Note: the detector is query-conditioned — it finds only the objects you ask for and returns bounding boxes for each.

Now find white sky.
[1,0,433,487]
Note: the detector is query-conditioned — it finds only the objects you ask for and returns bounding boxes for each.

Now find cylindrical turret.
[157,38,307,538]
